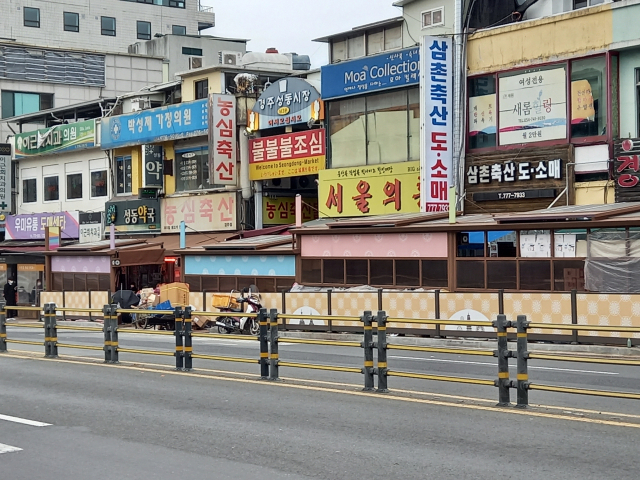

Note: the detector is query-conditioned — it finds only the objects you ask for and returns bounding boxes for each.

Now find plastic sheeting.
[584,230,640,292]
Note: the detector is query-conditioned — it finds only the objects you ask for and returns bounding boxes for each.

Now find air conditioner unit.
[219,51,242,66]
[189,56,203,69]
[130,97,151,112]
[293,175,316,190]
[263,178,291,189]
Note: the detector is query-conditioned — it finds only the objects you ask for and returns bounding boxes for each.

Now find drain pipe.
[453,0,465,213]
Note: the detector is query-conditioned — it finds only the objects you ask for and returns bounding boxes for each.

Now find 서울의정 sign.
[249,129,326,181]
[161,192,236,233]
[318,161,420,218]
[321,47,420,100]
[421,36,453,212]
[262,196,318,225]
[14,120,96,159]
[101,99,208,149]
[209,94,237,185]
[498,67,567,146]
[5,211,80,240]
[105,199,160,233]
[248,77,324,130]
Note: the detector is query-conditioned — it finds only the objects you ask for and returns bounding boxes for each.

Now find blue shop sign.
[101,99,208,149]
[321,47,420,100]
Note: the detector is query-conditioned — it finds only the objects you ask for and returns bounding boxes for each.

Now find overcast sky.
[201,0,401,68]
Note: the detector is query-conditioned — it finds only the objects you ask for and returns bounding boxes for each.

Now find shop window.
[571,56,606,139]
[116,156,132,194]
[370,259,393,286]
[91,170,108,197]
[63,273,74,291]
[409,89,420,161]
[44,176,59,201]
[488,231,517,257]
[99,275,111,291]
[301,259,321,284]
[323,259,344,284]
[457,231,485,257]
[23,178,37,203]
[367,90,410,165]
[74,273,87,291]
[195,79,208,100]
[346,259,368,285]
[456,261,485,289]
[520,230,552,258]
[24,7,40,28]
[66,173,82,200]
[87,275,100,291]
[487,261,517,290]
[553,260,586,291]
[329,97,366,168]
[276,278,295,292]
[395,260,420,287]
[256,277,276,294]
[422,260,448,288]
[519,261,551,290]
[219,276,237,293]
[101,16,116,36]
[468,76,496,149]
[52,274,63,292]
[64,12,79,32]
[201,276,219,292]
[175,147,223,192]
[137,21,151,40]
[554,229,587,257]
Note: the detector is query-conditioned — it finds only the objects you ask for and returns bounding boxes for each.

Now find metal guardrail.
[1,302,640,406]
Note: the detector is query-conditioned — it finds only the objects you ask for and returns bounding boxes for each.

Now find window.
[468,76,497,149]
[457,261,485,289]
[347,35,365,60]
[120,0,185,7]
[44,176,59,202]
[422,260,448,288]
[395,260,420,286]
[346,259,368,285]
[66,173,83,200]
[172,25,186,35]
[370,259,393,286]
[457,232,485,257]
[573,0,604,8]
[323,259,344,284]
[64,12,79,32]
[571,56,607,139]
[116,156,132,194]
[24,7,40,28]
[182,47,203,56]
[91,170,108,197]
[422,7,444,28]
[1,91,53,119]
[137,21,151,40]
[367,30,384,55]
[101,16,116,36]
[301,259,321,284]
[329,87,419,168]
[383,25,402,51]
[331,40,346,63]
[195,79,208,100]
[23,179,36,203]
[175,147,224,192]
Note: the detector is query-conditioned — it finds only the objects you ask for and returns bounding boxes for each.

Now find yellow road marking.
[3,350,640,429]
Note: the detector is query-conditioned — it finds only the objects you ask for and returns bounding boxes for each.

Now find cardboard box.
[160,282,189,307]
[212,293,240,310]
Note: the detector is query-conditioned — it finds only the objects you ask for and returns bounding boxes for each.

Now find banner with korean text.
[498,66,567,146]
[421,35,453,213]
[249,130,326,181]
[318,161,420,218]
[0,144,11,214]
[209,94,237,185]
[161,192,236,233]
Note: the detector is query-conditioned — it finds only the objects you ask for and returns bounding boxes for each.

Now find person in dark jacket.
[4,277,17,318]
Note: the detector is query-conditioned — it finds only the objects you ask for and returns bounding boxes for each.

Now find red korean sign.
[248,129,326,180]
[209,94,237,185]
[615,138,640,202]
[161,192,236,233]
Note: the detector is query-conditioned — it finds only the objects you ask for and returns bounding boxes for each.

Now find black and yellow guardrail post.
[0,300,6,353]
[570,289,578,344]
[110,306,119,363]
[174,307,184,371]
[269,308,280,381]
[102,304,113,363]
[258,308,269,379]
[183,307,193,371]
[376,310,388,393]
[492,314,511,406]
[514,314,530,408]
[434,290,441,338]
[361,310,374,391]
[44,303,58,358]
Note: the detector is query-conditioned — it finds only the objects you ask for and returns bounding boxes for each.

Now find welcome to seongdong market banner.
[13,120,96,159]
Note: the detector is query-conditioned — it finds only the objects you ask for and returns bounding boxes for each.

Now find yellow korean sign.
[262,197,319,225]
[318,161,420,218]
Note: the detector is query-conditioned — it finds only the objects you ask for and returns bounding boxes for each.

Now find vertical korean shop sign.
[614,138,640,202]
[0,144,11,214]
[498,67,567,146]
[143,145,164,188]
[421,35,452,212]
[209,94,237,185]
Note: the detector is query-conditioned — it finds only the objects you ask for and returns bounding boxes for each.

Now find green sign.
[14,120,96,158]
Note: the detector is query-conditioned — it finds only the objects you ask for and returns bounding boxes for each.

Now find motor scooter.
[215,286,262,335]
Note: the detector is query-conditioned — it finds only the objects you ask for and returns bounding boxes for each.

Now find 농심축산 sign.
[161,192,236,233]
[209,94,237,185]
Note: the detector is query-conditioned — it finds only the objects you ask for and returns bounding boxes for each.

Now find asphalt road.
[5,326,640,415]
[1,353,640,479]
